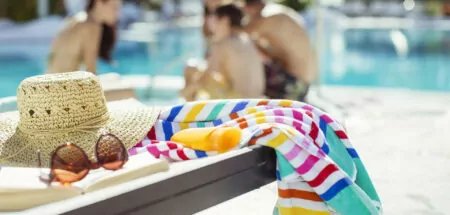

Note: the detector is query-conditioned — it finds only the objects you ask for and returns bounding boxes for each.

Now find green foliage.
[0,0,37,22]
[275,0,312,12]
[141,0,162,11]
[0,0,65,22]
[49,0,67,16]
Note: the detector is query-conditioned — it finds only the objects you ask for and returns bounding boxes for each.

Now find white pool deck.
[1,80,449,215]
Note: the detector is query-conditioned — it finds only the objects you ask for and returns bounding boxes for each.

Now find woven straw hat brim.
[0,99,159,167]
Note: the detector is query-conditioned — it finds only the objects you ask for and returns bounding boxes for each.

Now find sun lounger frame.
[61,146,276,215]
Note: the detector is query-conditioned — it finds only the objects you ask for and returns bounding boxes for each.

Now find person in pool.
[243,0,318,101]
[181,4,265,101]
[47,0,121,74]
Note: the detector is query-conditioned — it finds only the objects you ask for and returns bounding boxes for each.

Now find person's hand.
[180,86,197,101]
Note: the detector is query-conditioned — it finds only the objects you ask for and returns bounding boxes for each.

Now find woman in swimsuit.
[47,0,121,74]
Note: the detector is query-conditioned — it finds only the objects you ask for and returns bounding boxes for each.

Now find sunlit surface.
[403,0,415,11]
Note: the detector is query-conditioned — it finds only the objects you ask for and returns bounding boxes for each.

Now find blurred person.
[181,4,265,101]
[203,0,231,57]
[47,0,121,74]
[243,0,317,101]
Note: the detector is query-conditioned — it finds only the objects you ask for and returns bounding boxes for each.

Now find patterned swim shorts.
[264,62,309,101]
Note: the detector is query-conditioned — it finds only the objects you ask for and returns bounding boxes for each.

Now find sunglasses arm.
[39,172,56,186]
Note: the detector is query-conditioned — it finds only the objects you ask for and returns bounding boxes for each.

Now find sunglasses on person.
[38,133,128,185]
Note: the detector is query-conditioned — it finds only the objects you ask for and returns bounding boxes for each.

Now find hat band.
[18,112,111,137]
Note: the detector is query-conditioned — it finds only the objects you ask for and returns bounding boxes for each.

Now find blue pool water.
[0,27,450,98]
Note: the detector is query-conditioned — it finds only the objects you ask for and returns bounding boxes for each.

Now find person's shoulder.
[264,14,305,30]
[217,35,246,48]
[67,13,101,35]
[75,21,101,34]
[263,4,304,23]
[262,3,292,17]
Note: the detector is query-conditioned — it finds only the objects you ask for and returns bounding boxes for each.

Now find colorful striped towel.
[129,99,382,215]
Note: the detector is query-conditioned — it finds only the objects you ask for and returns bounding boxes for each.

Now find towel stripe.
[267,132,289,149]
[319,178,351,201]
[176,149,190,160]
[296,155,320,175]
[184,103,206,121]
[257,100,269,106]
[162,121,173,140]
[231,101,249,113]
[276,170,282,180]
[308,164,339,188]
[213,119,223,126]
[196,121,206,128]
[206,102,227,121]
[347,148,359,158]
[166,105,182,121]
[279,100,293,107]
[319,119,327,134]
[277,198,330,211]
[278,207,331,215]
[195,150,207,158]
[278,189,322,201]
[179,122,189,130]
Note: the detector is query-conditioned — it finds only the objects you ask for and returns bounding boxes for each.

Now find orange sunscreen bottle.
[170,126,242,153]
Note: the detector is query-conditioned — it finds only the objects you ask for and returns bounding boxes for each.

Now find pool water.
[0,27,449,98]
[320,29,450,91]
[0,27,204,98]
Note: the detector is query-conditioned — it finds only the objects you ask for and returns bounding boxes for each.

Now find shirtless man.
[181,4,265,101]
[243,0,318,101]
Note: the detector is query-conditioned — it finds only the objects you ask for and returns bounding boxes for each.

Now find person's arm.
[82,23,101,74]
[182,43,222,94]
[245,17,277,61]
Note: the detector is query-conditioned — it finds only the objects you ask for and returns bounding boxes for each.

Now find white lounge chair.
[338,2,367,17]
[0,19,14,30]
[369,2,406,17]
[0,97,18,113]
[0,16,64,42]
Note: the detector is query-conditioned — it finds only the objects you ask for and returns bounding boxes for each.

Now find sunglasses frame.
[38,133,128,185]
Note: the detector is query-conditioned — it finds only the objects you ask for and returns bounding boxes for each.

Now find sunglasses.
[38,133,128,185]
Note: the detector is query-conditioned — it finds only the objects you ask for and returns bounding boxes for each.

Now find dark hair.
[86,0,116,62]
[215,4,244,28]
[204,4,212,16]
[245,0,265,5]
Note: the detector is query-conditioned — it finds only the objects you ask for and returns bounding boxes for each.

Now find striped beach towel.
[129,99,382,215]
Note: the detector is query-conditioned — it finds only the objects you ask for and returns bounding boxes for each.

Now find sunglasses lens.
[96,134,128,170]
[51,144,90,183]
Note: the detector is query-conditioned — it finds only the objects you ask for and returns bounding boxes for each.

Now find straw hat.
[0,72,159,167]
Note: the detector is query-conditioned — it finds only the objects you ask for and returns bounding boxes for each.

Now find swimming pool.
[0,26,449,98]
